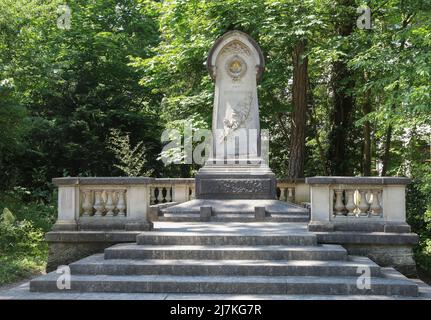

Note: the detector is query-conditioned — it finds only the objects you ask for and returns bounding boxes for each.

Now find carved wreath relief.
[221,40,250,82]
[221,93,253,141]
[225,55,247,81]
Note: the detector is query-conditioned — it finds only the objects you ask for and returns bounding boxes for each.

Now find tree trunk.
[308,80,330,175]
[327,0,355,176]
[381,124,392,176]
[288,39,308,179]
[362,83,372,176]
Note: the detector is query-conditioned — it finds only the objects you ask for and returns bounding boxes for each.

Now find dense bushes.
[407,175,431,276]
[0,190,56,286]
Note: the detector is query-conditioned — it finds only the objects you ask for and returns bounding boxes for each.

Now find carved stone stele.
[196,31,276,199]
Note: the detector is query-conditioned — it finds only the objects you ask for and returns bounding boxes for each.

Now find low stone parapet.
[52,177,195,231]
[306,176,412,233]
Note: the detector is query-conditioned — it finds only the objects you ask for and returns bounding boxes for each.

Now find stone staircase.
[157,199,310,223]
[30,222,419,297]
[158,212,310,222]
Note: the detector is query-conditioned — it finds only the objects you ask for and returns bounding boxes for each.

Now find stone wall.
[315,231,418,277]
[45,231,140,272]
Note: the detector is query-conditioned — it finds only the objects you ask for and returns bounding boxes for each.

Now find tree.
[0,0,163,192]
[288,39,308,178]
[327,0,356,175]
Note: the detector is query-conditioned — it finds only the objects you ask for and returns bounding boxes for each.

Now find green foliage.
[1,207,15,225]
[407,164,431,274]
[107,128,153,176]
[0,218,45,254]
[0,187,57,231]
[0,203,49,285]
[0,0,163,192]
[0,254,47,286]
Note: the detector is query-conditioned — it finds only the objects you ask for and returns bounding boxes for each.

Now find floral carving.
[220,40,251,57]
[221,93,253,141]
[202,179,270,194]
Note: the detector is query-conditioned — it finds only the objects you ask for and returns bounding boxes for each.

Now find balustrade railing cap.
[305,176,411,185]
[52,177,196,186]
[152,178,195,184]
[53,177,153,186]
[278,178,306,184]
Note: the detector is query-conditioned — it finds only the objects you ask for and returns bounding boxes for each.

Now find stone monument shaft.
[207,30,264,160]
[195,31,276,199]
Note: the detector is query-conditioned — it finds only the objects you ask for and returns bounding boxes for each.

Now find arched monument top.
[206,30,265,82]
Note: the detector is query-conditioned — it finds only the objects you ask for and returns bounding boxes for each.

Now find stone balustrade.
[306,176,411,233]
[52,177,309,231]
[149,179,195,205]
[276,178,309,205]
[52,177,194,231]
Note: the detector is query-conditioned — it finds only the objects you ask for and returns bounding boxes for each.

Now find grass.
[0,250,47,287]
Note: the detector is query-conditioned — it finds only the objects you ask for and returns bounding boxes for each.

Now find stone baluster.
[105,191,115,217]
[358,189,370,217]
[81,190,93,217]
[190,187,195,200]
[287,187,294,202]
[116,190,126,217]
[370,190,382,216]
[93,191,104,216]
[345,189,356,216]
[160,187,167,203]
[334,189,345,215]
[150,187,155,205]
[155,187,160,204]
[166,186,172,202]
[279,187,286,201]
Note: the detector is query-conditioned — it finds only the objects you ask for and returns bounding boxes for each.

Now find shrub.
[407,178,431,276]
[0,201,51,286]
[0,209,46,255]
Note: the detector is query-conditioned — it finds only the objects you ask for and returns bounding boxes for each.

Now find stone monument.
[195,30,277,199]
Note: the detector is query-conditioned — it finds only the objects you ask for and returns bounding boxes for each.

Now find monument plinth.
[195,30,277,199]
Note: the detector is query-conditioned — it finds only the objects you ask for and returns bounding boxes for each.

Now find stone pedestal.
[195,163,276,199]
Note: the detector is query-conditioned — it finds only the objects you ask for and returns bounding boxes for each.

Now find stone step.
[136,232,317,246]
[70,254,381,277]
[157,213,309,223]
[29,270,418,296]
[104,243,348,261]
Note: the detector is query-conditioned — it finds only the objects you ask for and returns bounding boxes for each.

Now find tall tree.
[327,0,356,175]
[362,73,372,176]
[288,39,308,178]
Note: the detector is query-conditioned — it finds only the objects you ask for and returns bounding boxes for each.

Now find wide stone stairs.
[157,199,311,223]
[30,222,418,297]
